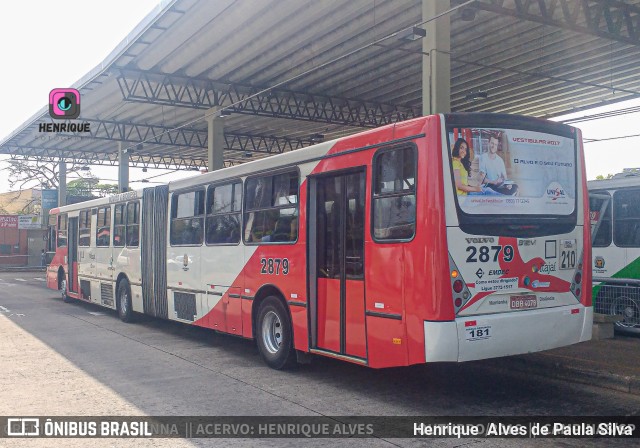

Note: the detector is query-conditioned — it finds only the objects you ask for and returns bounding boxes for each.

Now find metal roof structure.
[2,0,640,170]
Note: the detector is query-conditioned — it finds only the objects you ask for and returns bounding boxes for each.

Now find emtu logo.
[49,88,80,119]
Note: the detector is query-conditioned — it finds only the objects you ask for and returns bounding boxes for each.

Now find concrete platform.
[483,334,640,396]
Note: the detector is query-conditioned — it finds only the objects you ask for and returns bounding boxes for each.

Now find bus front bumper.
[423,305,593,362]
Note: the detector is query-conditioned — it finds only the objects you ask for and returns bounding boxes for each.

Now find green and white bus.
[589,169,640,334]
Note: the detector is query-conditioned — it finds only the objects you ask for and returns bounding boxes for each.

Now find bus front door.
[309,170,367,360]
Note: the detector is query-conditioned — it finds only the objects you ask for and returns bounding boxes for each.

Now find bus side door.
[94,206,114,306]
[309,169,367,360]
[167,189,204,323]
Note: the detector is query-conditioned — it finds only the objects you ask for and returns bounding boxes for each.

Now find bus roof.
[588,175,640,191]
[55,115,434,213]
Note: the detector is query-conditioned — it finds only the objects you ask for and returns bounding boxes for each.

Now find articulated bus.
[589,171,640,334]
[47,113,592,369]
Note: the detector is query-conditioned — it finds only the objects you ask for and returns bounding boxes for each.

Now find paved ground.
[1,272,639,447]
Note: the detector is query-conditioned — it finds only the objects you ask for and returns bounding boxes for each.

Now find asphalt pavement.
[8,267,638,398]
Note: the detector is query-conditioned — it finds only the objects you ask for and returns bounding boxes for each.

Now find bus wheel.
[611,295,640,333]
[61,277,72,303]
[117,279,134,323]
[256,296,295,370]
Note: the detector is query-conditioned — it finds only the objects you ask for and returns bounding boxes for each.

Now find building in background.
[0,188,42,215]
[0,189,97,267]
[0,214,43,266]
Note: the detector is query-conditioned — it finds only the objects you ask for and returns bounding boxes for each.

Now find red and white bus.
[46,113,592,369]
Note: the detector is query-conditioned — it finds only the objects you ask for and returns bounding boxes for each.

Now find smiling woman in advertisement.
[451,138,503,197]
[451,138,482,195]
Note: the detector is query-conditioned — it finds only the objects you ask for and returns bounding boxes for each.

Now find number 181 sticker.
[465,325,491,341]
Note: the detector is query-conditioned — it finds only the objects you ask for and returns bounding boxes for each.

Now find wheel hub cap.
[262,311,283,354]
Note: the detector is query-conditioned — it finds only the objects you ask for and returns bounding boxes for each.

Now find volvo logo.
[466,237,495,244]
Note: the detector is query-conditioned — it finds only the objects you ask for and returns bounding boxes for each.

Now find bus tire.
[60,275,73,303]
[117,279,134,323]
[611,294,640,334]
[256,296,295,370]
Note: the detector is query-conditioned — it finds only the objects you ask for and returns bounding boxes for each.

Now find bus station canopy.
[2,0,640,170]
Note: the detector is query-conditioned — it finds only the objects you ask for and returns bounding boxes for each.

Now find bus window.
[613,189,640,247]
[96,207,111,247]
[78,210,91,247]
[372,146,416,241]
[113,204,125,247]
[447,124,577,237]
[126,201,140,247]
[47,214,57,251]
[589,191,611,247]
[206,181,241,245]
[57,214,68,248]
[170,189,205,246]
[244,171,298,244]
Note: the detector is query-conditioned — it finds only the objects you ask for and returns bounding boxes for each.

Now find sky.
[1,1,640,194]
[0,0,193,191]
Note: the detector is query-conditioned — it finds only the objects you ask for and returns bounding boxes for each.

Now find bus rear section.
[45,209,71,297]
[424,114,592,362]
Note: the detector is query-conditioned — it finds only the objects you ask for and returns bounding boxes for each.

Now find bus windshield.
[446,117,578,237]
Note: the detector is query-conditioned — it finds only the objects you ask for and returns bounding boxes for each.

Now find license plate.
[560,239,576,270]
[510,294,537,310]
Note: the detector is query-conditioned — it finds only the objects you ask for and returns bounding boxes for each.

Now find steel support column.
[118,142,130,192]
[206,111,225,172]
[58,160,66,207]
[422,0,451,115]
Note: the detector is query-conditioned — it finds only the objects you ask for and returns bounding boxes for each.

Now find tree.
[5,159,118,198]
[66,177,118,197]
[6,159,88,190]
[595,174,614,180]
[66,177,98,197]
[94,183,119,197]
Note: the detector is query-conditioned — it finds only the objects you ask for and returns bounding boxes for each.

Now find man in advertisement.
[479,134,519,196]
